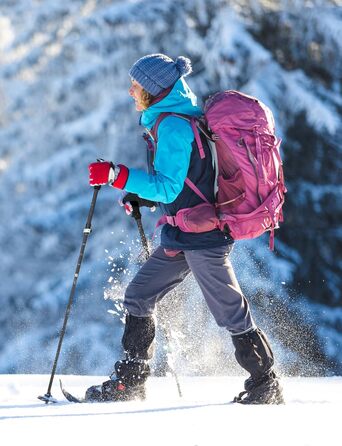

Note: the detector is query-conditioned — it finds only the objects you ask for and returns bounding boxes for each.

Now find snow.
[0,0,341,381]
[1,374,341,446]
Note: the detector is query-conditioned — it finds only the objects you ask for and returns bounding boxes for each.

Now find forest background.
[0,0,341,378]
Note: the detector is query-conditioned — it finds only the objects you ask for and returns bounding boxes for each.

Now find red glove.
[88,161,114,186]
[88,161,129,189]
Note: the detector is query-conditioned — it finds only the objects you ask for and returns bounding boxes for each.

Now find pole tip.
[38,393,58,404]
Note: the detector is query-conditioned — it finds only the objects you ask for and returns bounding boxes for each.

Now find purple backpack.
[153,90,286,250]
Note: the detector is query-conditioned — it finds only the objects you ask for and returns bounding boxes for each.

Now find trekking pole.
[38,186,101,404]
[131,203,182,398]
[131,202,150,260]
[163,326,183,397]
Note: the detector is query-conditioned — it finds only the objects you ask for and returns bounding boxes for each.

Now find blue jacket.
[125,78,231,250]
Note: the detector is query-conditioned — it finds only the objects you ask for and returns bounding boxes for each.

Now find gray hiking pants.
[124,245,255,335]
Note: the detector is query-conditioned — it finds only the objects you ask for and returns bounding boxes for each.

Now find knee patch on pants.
[122,314,156,360]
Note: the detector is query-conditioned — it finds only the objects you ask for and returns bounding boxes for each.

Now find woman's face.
[129,79,146,111]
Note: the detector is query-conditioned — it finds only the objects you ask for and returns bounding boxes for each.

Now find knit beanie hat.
[129,53,192,96]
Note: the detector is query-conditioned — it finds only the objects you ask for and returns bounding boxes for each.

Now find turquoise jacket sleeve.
[124,117,194,204]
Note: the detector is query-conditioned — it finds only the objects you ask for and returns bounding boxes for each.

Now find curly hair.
[140,89,155,109]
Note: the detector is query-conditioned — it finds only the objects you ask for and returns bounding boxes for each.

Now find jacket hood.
[141,78,202,130]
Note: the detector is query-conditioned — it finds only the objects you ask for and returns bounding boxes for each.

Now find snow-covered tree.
[0,0,340,375]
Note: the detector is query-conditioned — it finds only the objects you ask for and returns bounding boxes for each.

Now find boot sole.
[237,393,285,405]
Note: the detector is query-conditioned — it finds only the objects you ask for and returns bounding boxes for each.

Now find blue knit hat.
[129,53,192,96]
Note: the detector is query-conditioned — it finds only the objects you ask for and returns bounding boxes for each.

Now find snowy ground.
[1,375,341,446]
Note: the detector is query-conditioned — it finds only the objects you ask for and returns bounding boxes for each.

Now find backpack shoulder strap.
[150,112,211,160]
[149,112,173,143]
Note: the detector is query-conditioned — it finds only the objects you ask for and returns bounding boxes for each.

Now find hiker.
[87,53,284,404]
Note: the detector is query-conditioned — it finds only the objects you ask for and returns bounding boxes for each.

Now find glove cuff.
[112,164,129,189]
[108,164,116,183]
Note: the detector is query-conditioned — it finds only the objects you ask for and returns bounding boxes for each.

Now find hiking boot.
[85,358,150,402]
[234,371,284,405]
[85,378,146,402]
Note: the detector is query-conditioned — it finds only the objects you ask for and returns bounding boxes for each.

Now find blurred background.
[0,0,341,378]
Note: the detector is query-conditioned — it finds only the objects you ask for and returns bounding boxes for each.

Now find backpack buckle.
[166,215,177,227]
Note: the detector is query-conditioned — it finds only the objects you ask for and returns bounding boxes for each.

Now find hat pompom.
[175,56,192,77]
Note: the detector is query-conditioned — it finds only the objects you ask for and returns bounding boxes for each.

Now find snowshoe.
[234,371,284,405]
[85,378,146,402]
[85,358,150,402]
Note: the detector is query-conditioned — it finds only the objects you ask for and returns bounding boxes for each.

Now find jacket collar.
[140,78,202,130]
